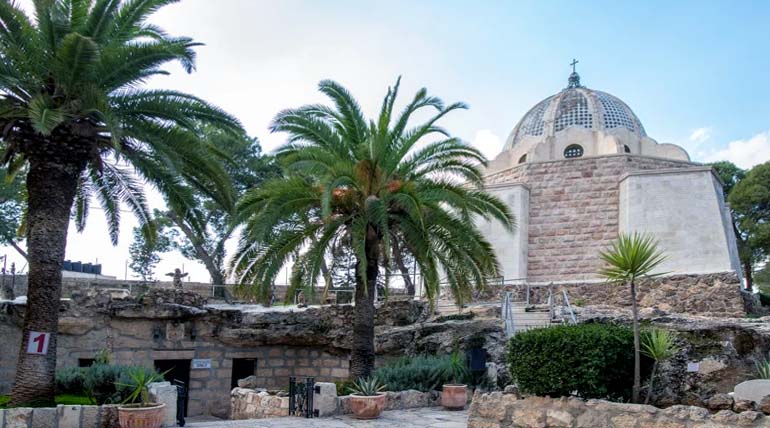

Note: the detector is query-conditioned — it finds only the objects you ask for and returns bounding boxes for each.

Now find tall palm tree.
[598,232,666,403]
[0,1,240,405]
[232,78,515,379]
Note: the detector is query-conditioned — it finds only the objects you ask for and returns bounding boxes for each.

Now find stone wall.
[483,154,705,282]
[0,404,121,428]
[468,391,770,428]
[500,272,746,317]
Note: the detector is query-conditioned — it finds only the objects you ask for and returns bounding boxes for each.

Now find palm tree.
[0,1,240,405]
[232,78,515,378]
[598,232,666,403]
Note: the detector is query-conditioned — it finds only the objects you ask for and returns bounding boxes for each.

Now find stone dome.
[504,72,647,150]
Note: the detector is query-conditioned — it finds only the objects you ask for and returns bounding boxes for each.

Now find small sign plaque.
[26,331,51,355]
[687,362,700,373]
[191,359,212,369]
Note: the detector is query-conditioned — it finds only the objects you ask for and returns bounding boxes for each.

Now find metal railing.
[501,281,577,337]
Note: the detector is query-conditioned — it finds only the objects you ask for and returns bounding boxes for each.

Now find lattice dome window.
[554,90,592,132]
[596,91,640,134]
[515,98,550,143]
[564,144,584,158]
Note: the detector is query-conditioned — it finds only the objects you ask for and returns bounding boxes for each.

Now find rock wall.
[468,391,770,428]
[0,404,121,428]
[500,272,746,317]
[484,154,698,282]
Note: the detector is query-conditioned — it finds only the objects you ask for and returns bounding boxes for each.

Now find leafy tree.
[598,232,666,403]
[729,161,770,290]
[0,1,240,405]
[135,129,278,285]
[128,224,171,282]
[232,78,514,378]
[0,164,25,259]
[709,161,755,288]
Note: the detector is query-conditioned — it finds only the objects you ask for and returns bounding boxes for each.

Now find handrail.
[562,289,577,324]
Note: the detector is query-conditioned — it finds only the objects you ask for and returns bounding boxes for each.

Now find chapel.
[479,66,742,284]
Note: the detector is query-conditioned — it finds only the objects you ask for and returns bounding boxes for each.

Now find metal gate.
[173,379,187,427]
[288,377,315,418]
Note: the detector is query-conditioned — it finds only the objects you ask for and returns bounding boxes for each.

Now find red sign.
[26,331,50,355]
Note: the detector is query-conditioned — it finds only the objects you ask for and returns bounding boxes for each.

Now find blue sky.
[6,0,770,281]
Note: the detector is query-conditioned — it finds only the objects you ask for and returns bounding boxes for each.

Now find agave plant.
[116,367,167,407]
[756,355,770,380]
[347,377,387,396]
[641,328,678,404]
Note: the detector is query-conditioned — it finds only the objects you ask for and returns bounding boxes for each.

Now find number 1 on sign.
[26,331,50,355]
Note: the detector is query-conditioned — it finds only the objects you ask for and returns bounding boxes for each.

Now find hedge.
[507,324,636,401]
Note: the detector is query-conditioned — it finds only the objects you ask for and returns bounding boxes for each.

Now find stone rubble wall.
[484,154,704,283]
[498,272,746,317]
[468,391,770,428]
[0,404,121,428]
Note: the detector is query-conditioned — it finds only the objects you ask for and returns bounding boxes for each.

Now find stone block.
[237,375,259,389]
[734,399,755,412]
[31,407,56,428]
[313,382,338,417]
[609,414,637,428]
[149,381,178,427]
[81,406,100,428]
[546,409,573,427]
[576,410,609,428]
[99,405,120,428]
[735,380,770,404]
[512,407,545,427]
[6,407,32,428]
[760,396,770,414]
[706,393,734,411]
[57,405,82,428]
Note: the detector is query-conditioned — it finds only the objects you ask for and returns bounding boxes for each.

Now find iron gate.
[288,377,315,418]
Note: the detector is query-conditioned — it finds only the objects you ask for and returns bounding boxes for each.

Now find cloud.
[471,130,503,161]
[689,127,712,144]
[703,131,770,169]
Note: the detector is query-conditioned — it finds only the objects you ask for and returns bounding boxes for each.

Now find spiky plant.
[641,328,678,404]
[598,232,666,403]
[0,1,241,405]
[347,376,387,396]
[232,78,515,379]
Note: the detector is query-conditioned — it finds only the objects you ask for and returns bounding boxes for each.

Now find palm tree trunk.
[630,279,641,403]
[644,361,658,405]
[349,226,379,380]
[10,157,81,406]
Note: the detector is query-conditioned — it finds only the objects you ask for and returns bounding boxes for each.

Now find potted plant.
[116,368,167,428]
[441,351,470,410]
[347,377,387,419]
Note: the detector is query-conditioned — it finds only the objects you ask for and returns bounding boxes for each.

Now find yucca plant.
[116,368,167,407]
[756,355,770,380]
[598,232,666,403]
[0,1,241,406]
[641,328,678,404]
[232,78,515,379]
[347,377,387,396]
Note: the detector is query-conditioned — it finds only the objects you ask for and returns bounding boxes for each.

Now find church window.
[518,154,527,164]
[564,144,584,159]
[624,145,631,153]
[554,90,592,132]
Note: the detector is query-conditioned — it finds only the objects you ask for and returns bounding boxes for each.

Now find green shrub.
[56,367,87,395]
[507,324,636,401]
[56,364,160,405]
[373,354,468,392]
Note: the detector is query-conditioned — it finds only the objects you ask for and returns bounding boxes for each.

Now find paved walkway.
[185,407,467,428]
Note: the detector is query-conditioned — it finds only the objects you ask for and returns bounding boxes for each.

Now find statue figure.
[165,268,188,289]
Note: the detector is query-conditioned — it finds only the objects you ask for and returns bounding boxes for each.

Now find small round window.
[624,145,631,153]
[563,144,584,159]
[518,154,527,164]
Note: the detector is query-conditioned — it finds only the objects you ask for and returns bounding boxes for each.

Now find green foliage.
[0,394,92,408]
[709,161,746,200]
[56,364,160,405]
[0,394,9,408]
[641,329,679,362]
[128,222,171,281]
[373,354,469,392]
[0,164,25,250]
[347,377,387,396]
[728,162,770,285]
[598,233,667,282]
[756,356,770,379]
[507,324,636,401]
[117,367,167,406]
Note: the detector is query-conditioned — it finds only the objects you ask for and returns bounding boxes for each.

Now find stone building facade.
[478,70,742,293]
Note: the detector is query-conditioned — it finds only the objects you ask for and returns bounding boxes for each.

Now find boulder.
[759,396,770,414]
[237,375,259,389]
[312,382,337,417]
[705,393,734,411]
[734,399,755,412]
[735,380,770,404]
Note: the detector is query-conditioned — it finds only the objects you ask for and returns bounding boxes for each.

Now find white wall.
[478,184,529,281]
[618,168,741,275]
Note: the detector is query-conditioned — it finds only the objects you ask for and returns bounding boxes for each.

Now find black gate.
[288,377,315,418]
[173,379,187,427]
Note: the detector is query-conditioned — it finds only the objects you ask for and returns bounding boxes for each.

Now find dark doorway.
[154,359,191,416]
[231,358,257,389]
[78,358,95,367]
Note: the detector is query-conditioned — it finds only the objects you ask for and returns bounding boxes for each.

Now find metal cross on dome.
[570,58,579,73]
[567,58,581,88]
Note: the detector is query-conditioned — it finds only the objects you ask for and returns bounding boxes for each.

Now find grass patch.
[0,394,94,408]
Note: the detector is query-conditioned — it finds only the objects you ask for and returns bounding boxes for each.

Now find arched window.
[563,144,584,159]
[624,145,631,153]
[518,154,527,164]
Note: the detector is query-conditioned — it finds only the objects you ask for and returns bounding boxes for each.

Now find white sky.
[3,0,769,283]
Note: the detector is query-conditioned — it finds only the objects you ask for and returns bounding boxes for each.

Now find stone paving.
[186,407,467,428]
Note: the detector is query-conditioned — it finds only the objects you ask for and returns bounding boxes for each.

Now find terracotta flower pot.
[118,403,166,428]
[349,393,386,419]
[441,384,467,410]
